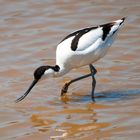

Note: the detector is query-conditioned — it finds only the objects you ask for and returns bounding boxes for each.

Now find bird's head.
[15,65,60,102]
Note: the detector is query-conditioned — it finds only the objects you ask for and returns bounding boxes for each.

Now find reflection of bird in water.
[16,17,125,102]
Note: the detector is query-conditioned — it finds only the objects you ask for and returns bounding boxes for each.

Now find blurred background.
[0,0,140,139]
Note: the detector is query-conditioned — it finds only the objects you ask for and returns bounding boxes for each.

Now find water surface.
[0,0,140,139]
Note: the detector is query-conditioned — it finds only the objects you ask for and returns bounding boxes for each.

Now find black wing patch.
[100,22,115,41]
[59,22,115,51]
[60,29,82,44]
[71,28,92,51]
[60,26,97,51]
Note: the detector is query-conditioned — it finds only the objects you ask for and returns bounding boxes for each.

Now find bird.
[15,17,125,102]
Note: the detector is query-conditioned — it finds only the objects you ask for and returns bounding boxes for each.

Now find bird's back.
[56,18,125,70]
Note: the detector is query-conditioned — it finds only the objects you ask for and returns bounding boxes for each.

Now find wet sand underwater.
[0,0,140,140]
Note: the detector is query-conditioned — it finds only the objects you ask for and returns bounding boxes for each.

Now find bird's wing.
[58,18,125,52]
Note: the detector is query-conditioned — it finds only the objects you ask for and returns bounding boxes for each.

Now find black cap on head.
[34,66,48,80]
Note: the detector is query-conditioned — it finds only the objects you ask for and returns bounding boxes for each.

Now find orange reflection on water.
[31,114,56,132]
[55,122,110,139]
[29,102,110,139]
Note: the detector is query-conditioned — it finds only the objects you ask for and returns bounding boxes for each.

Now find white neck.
[54,65,69,77]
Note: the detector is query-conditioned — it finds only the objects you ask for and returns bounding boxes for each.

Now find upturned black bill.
[15,79,38,103]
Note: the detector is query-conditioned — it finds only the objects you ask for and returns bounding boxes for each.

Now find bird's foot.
[61,83,69,96]
[91,95,95,102]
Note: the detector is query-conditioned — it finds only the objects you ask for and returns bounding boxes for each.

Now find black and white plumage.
[16,17,125,102]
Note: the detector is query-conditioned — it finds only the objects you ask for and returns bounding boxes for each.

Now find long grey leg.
[61,73,92,96]
[89,64,97,100]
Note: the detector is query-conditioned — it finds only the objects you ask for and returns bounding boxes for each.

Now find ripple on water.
[0,0,140,140]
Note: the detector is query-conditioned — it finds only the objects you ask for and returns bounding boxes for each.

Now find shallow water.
[0,0,140,140]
